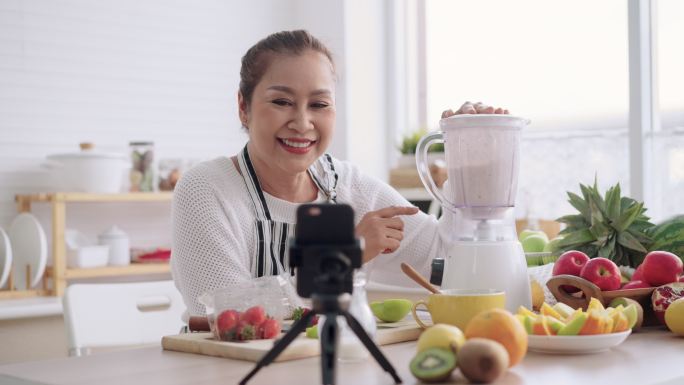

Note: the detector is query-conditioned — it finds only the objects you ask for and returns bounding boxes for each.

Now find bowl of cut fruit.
[517,298,636,354]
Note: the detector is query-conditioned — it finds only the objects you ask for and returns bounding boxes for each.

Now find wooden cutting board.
[162,320,422,362]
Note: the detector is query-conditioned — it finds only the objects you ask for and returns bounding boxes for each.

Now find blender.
[416,114,532,312]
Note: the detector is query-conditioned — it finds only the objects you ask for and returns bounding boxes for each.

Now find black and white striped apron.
[237,145,339,278]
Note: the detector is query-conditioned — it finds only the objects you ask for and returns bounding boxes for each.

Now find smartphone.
[290,203,361,298]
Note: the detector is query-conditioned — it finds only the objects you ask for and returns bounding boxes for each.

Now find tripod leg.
[239,311,316,385]
[342,312,402,384]
[319,313,339,385]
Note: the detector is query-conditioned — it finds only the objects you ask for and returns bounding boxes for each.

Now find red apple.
[679,276,684,283]
[553,250,590,293]
[621,280,651,290]
[641,251,684,286]
[651,282,684,324]
[580,257,622,291]
[632,263,646,283]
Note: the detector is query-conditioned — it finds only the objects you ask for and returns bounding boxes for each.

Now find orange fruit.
[464,308,528,367]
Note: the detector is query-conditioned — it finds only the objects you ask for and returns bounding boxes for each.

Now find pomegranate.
[651,282,684,325]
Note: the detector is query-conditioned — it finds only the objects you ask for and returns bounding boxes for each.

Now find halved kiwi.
[409,347,457,383]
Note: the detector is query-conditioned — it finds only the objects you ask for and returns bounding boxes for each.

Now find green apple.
[370,299,413,322]
[557,312,588,336]
[543,235,564,253]
[621,304,639,330]
[519,229,548,243]
[521,234,548,253]
[609,297,643,330]
[306,325,318,339]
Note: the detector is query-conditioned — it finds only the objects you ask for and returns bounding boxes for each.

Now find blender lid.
[439,114,530,130]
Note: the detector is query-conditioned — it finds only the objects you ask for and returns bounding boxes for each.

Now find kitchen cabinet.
[0,193,172,299]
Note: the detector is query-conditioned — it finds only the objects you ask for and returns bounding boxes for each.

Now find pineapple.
[552,179,654,267]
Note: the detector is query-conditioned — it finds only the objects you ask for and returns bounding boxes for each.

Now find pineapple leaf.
[556,228,596,248]
[604,183,621,223]
[614,202,643,232]
[556,214,588,228]
[567,192,590,220]
[597,238,615,260]
[589,220,611,243]
[589,180,607,214]
[617,231,649,253]
[558,179,656,266]
[631,219,655,233]
[626,228,653,244]
[589,198,605,227]
[620,197,637,211]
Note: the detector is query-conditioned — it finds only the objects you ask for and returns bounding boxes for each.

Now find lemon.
[664,298,684,336]
[416,324,466,353]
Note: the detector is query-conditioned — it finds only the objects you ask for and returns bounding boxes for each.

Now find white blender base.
[440,240,532,312]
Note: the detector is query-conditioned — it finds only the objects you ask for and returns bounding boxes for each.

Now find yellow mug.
[411,289,506,330]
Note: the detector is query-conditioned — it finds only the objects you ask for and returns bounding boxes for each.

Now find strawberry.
[260,318,280,339]
[242,306,267,326]
[292,307,318,327]
[292,307,309,321]
[236,324,256,341]
[216,310,239,333]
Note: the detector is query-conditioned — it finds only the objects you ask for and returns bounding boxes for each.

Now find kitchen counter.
[0,297,62,320]
[0,328,682,385]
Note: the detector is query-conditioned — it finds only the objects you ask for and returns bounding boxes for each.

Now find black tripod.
[239,292,402,385]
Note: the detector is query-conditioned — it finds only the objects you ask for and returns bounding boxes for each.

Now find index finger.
[373,205,420,218]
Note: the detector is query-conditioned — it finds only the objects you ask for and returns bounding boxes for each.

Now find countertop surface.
[0,328,682,385]
[0,297,62,320]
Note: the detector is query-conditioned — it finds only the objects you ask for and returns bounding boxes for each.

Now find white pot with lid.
[98,226,130,266]
[45,143,130,193]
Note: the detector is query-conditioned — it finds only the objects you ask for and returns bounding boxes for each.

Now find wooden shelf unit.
[5,192,174,298]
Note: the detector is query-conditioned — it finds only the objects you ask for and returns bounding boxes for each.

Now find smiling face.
[239,50,336,176]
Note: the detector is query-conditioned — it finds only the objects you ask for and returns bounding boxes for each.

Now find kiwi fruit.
[458,338,509,383]
[409,347,457,383]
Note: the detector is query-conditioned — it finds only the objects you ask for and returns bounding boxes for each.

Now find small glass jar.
[129,141,155,192]
[318,271,377,362]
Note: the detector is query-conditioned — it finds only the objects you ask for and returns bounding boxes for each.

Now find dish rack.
[0,192,173,299]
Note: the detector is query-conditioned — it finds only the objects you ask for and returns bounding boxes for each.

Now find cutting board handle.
[546,275,604,310]
[188,316,211,332]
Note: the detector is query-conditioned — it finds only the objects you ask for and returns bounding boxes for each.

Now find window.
[418,0,684,220]
[654,0,684,219]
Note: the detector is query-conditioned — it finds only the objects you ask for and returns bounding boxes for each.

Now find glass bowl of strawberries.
[199,276,297,342]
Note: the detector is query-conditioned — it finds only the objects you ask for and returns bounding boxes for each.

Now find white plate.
[8,213,48,290]
[0,227,12,289]
[527,330,631,354]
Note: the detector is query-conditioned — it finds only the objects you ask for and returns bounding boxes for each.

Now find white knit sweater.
[171,156,442,316]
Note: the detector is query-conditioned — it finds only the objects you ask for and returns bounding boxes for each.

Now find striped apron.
[237,145,339,278]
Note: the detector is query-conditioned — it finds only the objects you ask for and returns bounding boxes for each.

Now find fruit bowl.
[527,330,631,354]
[546,275,659,326]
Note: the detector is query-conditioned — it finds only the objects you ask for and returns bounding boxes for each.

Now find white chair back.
[62,280,185,356]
